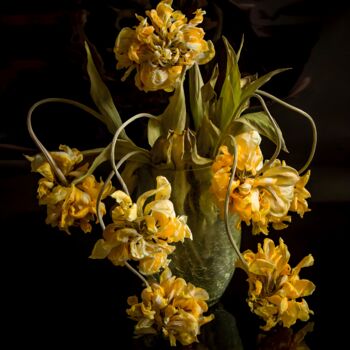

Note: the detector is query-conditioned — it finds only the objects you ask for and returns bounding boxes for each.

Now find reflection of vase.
[136,165,241,306]
[198,304,244,350]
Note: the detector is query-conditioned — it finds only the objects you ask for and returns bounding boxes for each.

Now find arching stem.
[223,135,248,271]
[27,99,68,185]
[256,89,317,174]
[110,113,157,196]
[27,97,113,186]
[252,93,282,175]
[125,261,150,288]
[96,150,143,231]
[0,144,36,153]
[96,170,113,232]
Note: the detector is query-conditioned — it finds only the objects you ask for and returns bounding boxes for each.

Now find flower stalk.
[256,89,317,174]
[110,113,157,195]
[223,135,248,270]
[125,261,150,288]
[252,93,282,175]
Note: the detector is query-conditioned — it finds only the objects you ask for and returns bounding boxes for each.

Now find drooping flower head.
[127,268,214,346]
[210,131,311,234]
[90,176,192,275]
[114,0,215,92]
[237,238,315,331]
[26,145,113,233]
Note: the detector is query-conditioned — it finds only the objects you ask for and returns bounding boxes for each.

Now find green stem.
[223,135,248,271]
[96,170,113,232]
[252,93,282,175]
[27,97,113,185]
[0,143,36,153]
[96,150,143,231]
[110,113,157,196]
[27,99,68,185]
[125,261,150,288]
[81,148,105,156]
[256,89,317,174]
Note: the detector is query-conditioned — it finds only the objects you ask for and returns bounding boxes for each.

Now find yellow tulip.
[90,176,192,275]
[27,145,113,233]
[238,238,315,330]
[127,268,214,346]
[210,136,311,234]
[114,0,215,92]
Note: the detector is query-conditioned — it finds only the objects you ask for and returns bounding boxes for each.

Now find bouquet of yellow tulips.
[26,0,317,346]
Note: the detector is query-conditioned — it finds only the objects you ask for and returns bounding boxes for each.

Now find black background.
[1,1,349,348]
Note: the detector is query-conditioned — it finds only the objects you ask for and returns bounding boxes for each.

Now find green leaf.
[114,139,151,163]
[187,131,212,166]
[85,41,129,140]
[197,115,221,157]
[189,63,204,131]
[201,64,219,108]
[236,112,288,152]
[85,145,111,176]
[72,145,111,184]
[158,72,187,134]
[241,68,291,104]
[172,170,191,215]
[237,34,244,62]
[81,148,105,156]
[219,36,242,129]
[147,118,163,147]
[150,135,172,167]
[72,140,150,185]
[120,161,144,196]
[224,119,252,138]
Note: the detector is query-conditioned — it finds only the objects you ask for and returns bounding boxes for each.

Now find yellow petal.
[139,251,169,275]
[90,239,113,259]
[235,130,263,174]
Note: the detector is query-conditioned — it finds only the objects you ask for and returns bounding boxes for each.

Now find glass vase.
[135,165,241,306]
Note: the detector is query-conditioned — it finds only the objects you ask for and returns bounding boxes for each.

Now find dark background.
[1,1,349,348]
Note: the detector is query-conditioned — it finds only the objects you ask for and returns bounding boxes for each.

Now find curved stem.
[96,150,143,231]
[110,113,157,196]
[27,97,111,186]
[252,93,282,175]
[96,170,113,232]
[81,148,105,156]
[256,89,317,174]
[27,99,68,185]
[0,143,36,153]
[223,135,248,271]
[125,261,150,288]
[32,97,113,126]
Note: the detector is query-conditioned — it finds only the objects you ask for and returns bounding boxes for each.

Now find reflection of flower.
[90,176,192,275]
[114,0,215,92]
[210,131,311,234]
[26,145,113,233]
[238,238,315,331]
[257,322,314,350]
[126,268,214,346]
